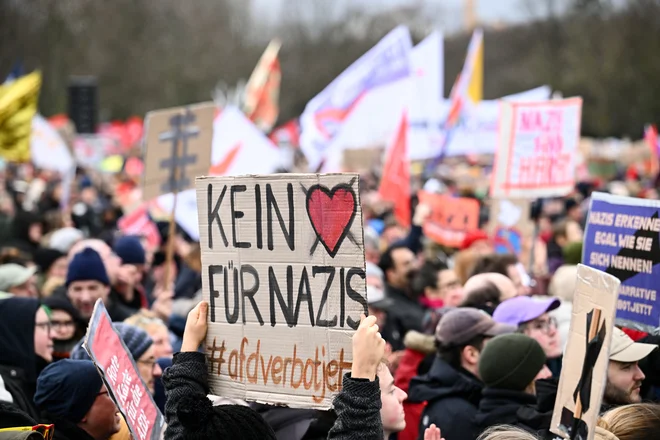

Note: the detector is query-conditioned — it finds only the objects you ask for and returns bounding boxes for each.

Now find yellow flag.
[0,71,42,162]
[466,30,483,104]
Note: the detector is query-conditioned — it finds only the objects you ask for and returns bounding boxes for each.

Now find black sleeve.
[162,351,209,440]
[327,373,383,440]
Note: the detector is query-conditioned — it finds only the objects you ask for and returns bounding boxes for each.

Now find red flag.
[379,112,411,227]
[644,124,659,177]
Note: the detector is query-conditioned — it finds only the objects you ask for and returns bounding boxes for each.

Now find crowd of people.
[0,158,659,440]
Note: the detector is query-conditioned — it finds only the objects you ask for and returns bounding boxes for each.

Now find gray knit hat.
[71,323,153,361]
[478,333,546,391]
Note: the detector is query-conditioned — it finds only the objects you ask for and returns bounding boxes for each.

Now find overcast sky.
[251,0,575,32]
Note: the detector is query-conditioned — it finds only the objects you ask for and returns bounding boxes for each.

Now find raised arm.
[328,315,386,440]
[162,301,209,440]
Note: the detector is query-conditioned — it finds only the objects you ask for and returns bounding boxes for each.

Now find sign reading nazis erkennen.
[196,173,366,409]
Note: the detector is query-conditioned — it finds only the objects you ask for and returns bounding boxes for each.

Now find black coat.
[252,403,320,440]
[0,297,41,420]
[381,285,425,351]
[408,358,483,440]
[40,412,96,440]
[474,388,538,433]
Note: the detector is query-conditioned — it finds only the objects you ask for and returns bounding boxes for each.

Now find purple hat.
[493,296,561,327]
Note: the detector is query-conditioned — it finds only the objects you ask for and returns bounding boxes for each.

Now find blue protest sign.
[583,192,660,333]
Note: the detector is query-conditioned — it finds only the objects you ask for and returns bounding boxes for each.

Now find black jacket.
[40,412,96,440]
[382,285,425,351]
[0,297,41,420]
[327,374,383,440]
[251,403,319,440]
[474,388,538,434]
[408,357,482,440]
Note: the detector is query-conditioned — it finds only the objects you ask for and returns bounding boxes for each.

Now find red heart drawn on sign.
[306,183,358,257]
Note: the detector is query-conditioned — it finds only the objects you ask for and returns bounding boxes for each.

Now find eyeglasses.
[35,321,52,332]
[525,316,558,334]
[0,424,55,440]
[51,320,75,329]
[138,359,158,369]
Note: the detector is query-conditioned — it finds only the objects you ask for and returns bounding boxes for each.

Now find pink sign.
[490,98,583,199]
[117,204,161,251]
[83,300,165,440]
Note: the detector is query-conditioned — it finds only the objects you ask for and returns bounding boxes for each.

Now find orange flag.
[379,112,411,227]
[243,40,281,132]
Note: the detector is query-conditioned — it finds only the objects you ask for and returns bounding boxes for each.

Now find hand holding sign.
[182,301,209,352]
[351,315,385,381]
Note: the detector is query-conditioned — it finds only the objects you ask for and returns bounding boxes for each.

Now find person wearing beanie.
[474,334,550,436]
[113,235,146,268]
[71,322,161,394]
[64,239,141,323]
[408,308,515,440]
[65,247,111,320]
[163,302,277,440]
[34,359,121,440]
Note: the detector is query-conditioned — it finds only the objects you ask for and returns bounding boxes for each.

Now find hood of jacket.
[403,331,435,355]
[474,388,537,429]
[9,211,42,252]
[0,297,40,382]
[407,357,482,404]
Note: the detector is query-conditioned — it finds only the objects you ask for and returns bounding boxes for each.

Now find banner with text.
[84,300,165,440]
[196,173,366,409]
[582,192,660,332]
[491,98,582,199]
[418,191,480,248]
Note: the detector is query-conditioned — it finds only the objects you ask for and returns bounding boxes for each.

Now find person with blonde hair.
[477,425,538,440]
[595,403,660,440]
[124,309,173,359]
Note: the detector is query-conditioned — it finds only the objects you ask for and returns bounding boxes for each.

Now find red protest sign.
[491,98,582,199]
[117,204,161,251]
[83,300,165,440]
[418,191,480,248]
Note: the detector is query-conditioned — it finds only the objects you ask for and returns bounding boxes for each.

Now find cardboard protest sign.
[83,300,165,440]
[418,191,480,248]
[491,98,582,199]
[196,174,366,409]
[487,199,534,257]
[551,264,619,440]
[142,102,215,201]
[582,192,660,332]
[342,147,383,172]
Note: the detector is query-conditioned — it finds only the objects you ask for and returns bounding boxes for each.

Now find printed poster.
[417,191,480,248]
[582,192,660,332]
[84,300,165,440]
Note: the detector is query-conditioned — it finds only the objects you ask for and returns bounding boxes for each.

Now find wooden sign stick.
[572,308,602,431]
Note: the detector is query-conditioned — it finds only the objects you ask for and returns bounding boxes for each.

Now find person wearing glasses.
[41,297,84,362]
[0,297,54,420]
[71,323,162,440]
[34,359,122,440]
[492,296,563,377]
